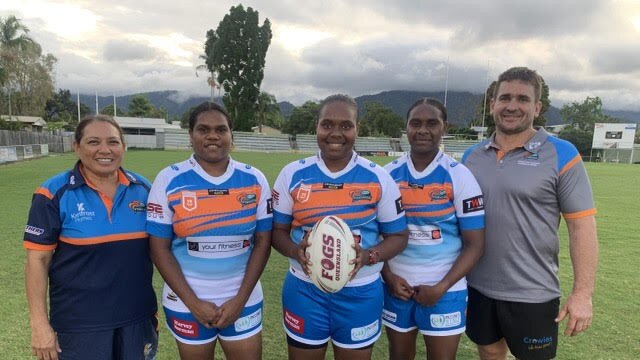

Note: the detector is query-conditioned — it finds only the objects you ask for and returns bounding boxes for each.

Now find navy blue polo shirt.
[24,162,157,332]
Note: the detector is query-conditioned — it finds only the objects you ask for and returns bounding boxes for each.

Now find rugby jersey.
[384,151,485,291]
[272,151,407,282]
[23,162,157,332]
[146,156,272,281]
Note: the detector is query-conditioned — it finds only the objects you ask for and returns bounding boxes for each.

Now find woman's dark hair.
[188,102,232,131]
[405,98,447,123]
[74,114,125,144]
[318,94,358,123]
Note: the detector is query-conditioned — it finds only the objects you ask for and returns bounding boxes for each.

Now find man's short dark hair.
[494,67,543,102]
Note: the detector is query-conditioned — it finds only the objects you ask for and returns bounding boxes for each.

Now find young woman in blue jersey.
[382,98,485,360]
[147,102,272,360]
[24,115,158,360]
[271,94,408,360]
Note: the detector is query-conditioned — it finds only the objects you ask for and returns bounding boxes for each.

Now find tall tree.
[128,94,154,117]
[204,5,272,131]
[45,89,76,122]
[360,101,404,138]
[255,91,283,129]
[100,103,125,117]
[283,101,319,135]
[560,96,612,131]
[0,15,36,51]
[472,79,550,134]
[0,15,55,116]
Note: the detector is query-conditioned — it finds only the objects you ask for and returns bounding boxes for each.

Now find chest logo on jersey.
[208,189,230,196]
[323,182,343,189]
[182,191,198,211]
[463,195,484,213]
[429,188,448,201]
[296,183,312,203]
[237,193,257,207]
[128,200,146,213]
[350,189,372,202]
[517,152,541,167]
[71,202,96,222]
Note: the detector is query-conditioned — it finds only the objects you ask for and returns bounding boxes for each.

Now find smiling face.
[189,109,232,174]
[491,79,542,136]
[316,101,357,171]
[73,120,125,179]
[406,103,446,161]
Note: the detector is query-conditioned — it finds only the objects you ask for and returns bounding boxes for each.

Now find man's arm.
[555,215,598,336]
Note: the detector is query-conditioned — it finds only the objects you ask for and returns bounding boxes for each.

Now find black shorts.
[466,287,559,360]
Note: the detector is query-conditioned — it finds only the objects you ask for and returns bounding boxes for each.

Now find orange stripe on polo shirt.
[35,187,54,200]
[59,231,147,246]
[559,155,582,176]
[563,208,597,220]
[23,241,57,251]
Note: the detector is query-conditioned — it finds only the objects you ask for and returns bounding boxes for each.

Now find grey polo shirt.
[462,129,596,302]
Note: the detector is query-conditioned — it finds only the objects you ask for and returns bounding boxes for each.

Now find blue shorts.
[56,315,158,360]
[282,271,383,349]
[164,301,263,345]
[383,287,468,336]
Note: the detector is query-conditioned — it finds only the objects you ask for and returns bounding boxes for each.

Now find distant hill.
[78,90,639,127]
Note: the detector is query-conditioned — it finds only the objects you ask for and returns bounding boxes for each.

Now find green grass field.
[1,150,638,359]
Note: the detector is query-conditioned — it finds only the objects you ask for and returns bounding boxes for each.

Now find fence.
[0,130,73,153]
[0,144,49,164]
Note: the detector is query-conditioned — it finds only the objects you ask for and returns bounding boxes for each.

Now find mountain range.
[78,90,639,128]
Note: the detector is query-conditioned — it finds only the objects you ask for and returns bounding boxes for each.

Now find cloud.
[2,0,640,111]
[103,40,159,62]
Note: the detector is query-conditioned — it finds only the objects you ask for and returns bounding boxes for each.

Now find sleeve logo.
[25,225,45,236]
[463,195,484,213]
[395,197,404,214]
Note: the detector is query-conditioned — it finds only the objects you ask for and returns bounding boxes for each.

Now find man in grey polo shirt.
[461,67,598,360]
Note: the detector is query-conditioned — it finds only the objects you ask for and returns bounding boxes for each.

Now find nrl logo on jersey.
[296,183,312,203]
[350,189,372,202]
[237,193,257,207]
[182,191,198,211]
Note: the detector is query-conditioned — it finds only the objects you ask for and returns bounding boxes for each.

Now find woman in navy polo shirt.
[24,115,157,360]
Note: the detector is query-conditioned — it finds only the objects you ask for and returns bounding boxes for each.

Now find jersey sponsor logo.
[523,336,553,350]
[408,224,443,245]
[430,311,461,328]
[350,189,372,202]
[237,192,257,207]
[369,162,376,168]
[25,225,45,236]
[351,319,379,341]
[430,188,448,201]
[182,191,198,211]
[170,317,199,338]
[450,161,459,167]
[147,202,164,219]
[208,189,229,196]
[128,200,146,213]
[395,197,404,214]
[170,165,179,170]
[166,292,178,302]
[322,182,344,189]
[266,198,273,214]
[463,195,484,213]
[527,141,542,151]
[382,309,397,323]
[272,189,280,206]
[71,203,95,222]
[284,309,305,334]
[234,308,261,332]
[408,182,424,189]
[186,236,251,259]
[296,183,312,203]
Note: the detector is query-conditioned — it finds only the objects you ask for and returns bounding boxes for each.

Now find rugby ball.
[306,216,356,293]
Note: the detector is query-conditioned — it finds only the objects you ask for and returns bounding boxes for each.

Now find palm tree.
[0,15,37,51]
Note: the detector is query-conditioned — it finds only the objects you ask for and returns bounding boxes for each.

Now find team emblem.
[182,191,198,211]
[296,183,312,203]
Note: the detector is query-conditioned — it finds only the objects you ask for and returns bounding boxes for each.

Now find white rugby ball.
[305,215,356,293]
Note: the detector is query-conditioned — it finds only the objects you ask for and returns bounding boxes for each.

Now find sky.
[2,0,640,110]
